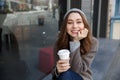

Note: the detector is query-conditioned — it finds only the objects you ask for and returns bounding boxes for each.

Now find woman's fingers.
[81,28,88,37]
[56,59,70,73]
[57,64,70,73]
[79,28,88,39]
[73,28,88,41]
[58,65,70,72]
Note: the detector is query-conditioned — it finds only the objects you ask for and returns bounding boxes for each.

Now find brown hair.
[55,11,92,55]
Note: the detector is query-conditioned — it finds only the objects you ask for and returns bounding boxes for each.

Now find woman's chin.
[72,35,78,38]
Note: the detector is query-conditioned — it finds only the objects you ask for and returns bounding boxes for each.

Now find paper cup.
[57,49,70,60]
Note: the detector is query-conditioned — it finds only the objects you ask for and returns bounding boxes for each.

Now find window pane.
[0,0,58,80]
[115,0,120,16]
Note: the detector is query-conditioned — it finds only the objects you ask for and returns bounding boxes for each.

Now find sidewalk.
[103,43,120,80]
[92,38,120,80]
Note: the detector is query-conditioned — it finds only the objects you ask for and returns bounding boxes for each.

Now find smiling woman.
[52,8,99,80]
[66,12,88,42]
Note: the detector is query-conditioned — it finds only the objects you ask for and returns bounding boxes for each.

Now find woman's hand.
[73,28,88,41]
[56,59,70,73]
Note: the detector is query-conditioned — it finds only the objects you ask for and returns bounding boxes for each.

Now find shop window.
[115,0,120,16]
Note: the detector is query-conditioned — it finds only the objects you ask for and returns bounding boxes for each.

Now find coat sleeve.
[70,37,99,80]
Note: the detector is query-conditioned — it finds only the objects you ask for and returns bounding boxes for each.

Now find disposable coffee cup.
[57,49,70,60]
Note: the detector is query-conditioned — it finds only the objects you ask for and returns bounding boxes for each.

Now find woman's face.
[66,12,85,38]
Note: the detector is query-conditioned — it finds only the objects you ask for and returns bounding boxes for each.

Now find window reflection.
[0,0,58,80]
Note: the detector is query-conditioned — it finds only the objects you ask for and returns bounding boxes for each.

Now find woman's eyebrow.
[67,19,73,21]
[76,18,82,21]
[67,17,82,21]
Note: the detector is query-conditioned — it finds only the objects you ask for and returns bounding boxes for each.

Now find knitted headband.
[63,8,87,20]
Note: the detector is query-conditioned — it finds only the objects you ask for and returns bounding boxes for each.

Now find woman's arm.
[70,37,98,79]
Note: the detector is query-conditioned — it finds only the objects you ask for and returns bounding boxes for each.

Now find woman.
[52,8,98,80]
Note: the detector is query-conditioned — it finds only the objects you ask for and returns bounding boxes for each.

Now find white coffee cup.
[57,49,70,60]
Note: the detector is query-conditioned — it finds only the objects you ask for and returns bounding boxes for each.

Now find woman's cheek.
[79,24,85,30]
[80,28,84,33]
[80,27,84,30]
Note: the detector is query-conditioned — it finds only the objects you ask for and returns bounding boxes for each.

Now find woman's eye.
[77,21,82,23]
[67,22,72,24]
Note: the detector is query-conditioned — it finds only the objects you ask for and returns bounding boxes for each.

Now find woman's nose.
[73,22,77,28]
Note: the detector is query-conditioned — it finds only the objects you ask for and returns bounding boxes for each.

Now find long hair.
[55,11,92,55]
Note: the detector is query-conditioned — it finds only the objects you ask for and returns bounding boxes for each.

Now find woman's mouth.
[71,30,79,34]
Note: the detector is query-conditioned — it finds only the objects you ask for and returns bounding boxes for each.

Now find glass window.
[115,0,120,16]
[0,0,58,80]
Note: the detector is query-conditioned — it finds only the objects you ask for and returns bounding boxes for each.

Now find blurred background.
[0,0,120,80]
